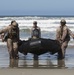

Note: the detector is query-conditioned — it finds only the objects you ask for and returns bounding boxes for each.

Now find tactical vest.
[32,28,40,38]
[60,26,70,41]
[8,26,18,39]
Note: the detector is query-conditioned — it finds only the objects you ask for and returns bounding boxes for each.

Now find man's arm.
[0,26,9,34]
[39,27,41,38]
[30,27,33,38]
[61,27,67,41]
[68,28,74,38]
[56,28,60,41]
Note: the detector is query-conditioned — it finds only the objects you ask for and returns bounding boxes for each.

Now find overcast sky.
[0,0,74,16]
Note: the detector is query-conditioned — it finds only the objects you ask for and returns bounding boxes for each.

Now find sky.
[0,0,74,16]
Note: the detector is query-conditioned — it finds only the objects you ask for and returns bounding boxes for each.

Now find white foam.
[0,17,74,32]
[0,16,74,46]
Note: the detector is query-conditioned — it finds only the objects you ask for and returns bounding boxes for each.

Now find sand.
[0,68,74,75]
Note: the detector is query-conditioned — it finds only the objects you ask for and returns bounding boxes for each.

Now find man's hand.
[60,39,63,44]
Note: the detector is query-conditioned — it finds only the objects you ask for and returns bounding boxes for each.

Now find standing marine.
[31,21,41,39]
[56,19,74,59]
[30,21,41,59]
[0,20,19,59]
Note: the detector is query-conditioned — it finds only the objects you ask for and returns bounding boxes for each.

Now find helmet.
[33,21,37,24]
[11,20,17,26]
[11,20,16,25]
[60,19,66,24]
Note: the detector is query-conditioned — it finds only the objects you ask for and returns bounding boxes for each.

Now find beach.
[0,44,74,69]
[0,16,74,74]
[0,44,74,75]
[0,68,74,75]
[0,0,74,74]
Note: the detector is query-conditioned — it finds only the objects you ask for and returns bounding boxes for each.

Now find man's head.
[60,19,66,26]
[33,21,37,28]
[11,20,17,27]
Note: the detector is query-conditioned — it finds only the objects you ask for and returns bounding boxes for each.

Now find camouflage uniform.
[31,21,41,39]
[56,19,74,58]
[0,21,19,59]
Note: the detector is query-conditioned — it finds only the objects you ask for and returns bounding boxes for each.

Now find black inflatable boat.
[18,38,63,59]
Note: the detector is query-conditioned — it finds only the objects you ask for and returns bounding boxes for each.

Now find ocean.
[0,16,74,69]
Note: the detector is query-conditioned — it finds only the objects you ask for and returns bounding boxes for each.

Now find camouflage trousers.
[61,41,69,58]
[7,38,18,59]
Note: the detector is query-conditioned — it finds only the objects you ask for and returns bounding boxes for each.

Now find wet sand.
[0,69,74,75]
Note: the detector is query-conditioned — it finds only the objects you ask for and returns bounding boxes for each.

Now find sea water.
[0,16,74,69]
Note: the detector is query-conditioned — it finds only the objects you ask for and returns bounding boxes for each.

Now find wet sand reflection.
[9,55,65,69]
[1,45,74,69]
[58,59,65,68]
[9,59,18,68]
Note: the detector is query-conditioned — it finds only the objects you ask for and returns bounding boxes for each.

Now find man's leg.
[61,41,68,58]
[7,39,14,59]
[13,42,18,59]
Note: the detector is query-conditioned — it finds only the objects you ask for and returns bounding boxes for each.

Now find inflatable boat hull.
[18,38,63,59]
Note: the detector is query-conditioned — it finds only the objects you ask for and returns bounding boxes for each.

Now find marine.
[56,19,74,58]
[31,21,41,39]
[0,20,19,59]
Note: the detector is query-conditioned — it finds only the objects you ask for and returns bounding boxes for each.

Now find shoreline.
[0,41,74,69]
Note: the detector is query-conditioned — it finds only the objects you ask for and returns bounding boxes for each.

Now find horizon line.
[0,15,74,17]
